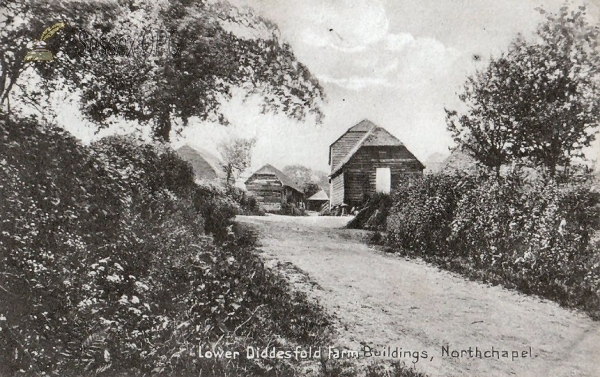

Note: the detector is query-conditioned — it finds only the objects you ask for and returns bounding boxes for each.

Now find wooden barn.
[306,189,329,211]
[176,145,226,183]
[329,119,424,209]
[245,164,304,212]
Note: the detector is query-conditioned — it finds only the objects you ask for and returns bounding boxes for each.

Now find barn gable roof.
[328,119,376,165]
[347,119,378,132]
[246,164,303,193]
[330,122,424,176]
[176,145,225,180]
[307,189,329,201]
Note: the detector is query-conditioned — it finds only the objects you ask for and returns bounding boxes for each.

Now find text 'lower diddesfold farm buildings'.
[329,119,424,209]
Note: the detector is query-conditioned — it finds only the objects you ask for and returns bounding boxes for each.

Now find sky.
[62,0,600,174]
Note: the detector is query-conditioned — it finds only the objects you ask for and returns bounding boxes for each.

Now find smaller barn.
[245,164,304,212]
[176,145,225,183]
[306,189,329,211]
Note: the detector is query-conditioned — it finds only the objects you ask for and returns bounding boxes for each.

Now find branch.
[232,304,264,336]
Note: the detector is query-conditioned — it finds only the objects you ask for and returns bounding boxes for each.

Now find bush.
[193,183,241,241]
[0,115,331,376]
[277,202,307,216]
[384,171,600,317]
[224,184,264,216]
[450,176,600,308]
[386,174,472,254]
[347,193,392,231]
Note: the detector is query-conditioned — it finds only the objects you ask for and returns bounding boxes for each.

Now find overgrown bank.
[351,173,600,318]
[0,116,332,376]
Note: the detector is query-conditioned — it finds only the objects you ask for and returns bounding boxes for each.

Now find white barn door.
[376,168,391,193]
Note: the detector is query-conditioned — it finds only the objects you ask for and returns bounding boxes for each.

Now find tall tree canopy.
[445,56,518,177]
[218,137,256,185]
[446,5,600,177]
[282,164,328,196]
[1,0,325,141]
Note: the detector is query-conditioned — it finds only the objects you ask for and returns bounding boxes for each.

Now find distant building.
[245,164,304,212]
[329,119,424,209]
[439,149,479,175]
[423,152,448,174]
[306,189,329,211]
[176,145,225,183]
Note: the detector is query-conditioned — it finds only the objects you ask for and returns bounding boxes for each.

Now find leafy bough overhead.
[3,0,325,141]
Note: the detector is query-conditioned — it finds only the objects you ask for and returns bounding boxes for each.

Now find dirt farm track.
[237,214,600,377]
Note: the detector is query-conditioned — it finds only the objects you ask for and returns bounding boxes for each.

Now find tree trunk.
[153,111,171,142]
[226,166,232,185]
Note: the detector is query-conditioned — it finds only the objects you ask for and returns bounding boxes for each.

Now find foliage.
[445,56,518,176]
[449,174,599,308]
[192,182,265,241]
[364,362,428,377]
[347,193,393,231]
[304,182,323,199]
[384,173,600,318]
[283,165,329,195]
[508,5,600,175]
[218,137,256,185]
[2,0,325,141]
[319,360,427,377]
[386,174,471,253]
[277,202,307,217]
[446,5,600,177]
[0,115,331,376]
[0,0,113,116]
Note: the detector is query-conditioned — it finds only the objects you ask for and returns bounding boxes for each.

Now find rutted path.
[237,214,600,377]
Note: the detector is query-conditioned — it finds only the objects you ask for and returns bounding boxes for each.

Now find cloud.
[396,37,462,85]
[291,0,390,51]
[384,33,415,51]
[246,0,461,93]
[317,75,393,91]
[311,34,461,91]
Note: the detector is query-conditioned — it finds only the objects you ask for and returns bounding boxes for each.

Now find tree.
[446,5,600,177]
[303,182,321,199]
[219,137,256,185]
[1,1,324,140]
[445,56,519,177]
[508,6,600,176]
[282,164,328,195]
[0,0,73,116]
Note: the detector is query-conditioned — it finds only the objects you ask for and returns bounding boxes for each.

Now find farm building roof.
[331,121,423,176]
[176,145,225,180]
[246,164,303,193]
[307,189,329,201]
[328,119,376,165]
[347,119,378,132]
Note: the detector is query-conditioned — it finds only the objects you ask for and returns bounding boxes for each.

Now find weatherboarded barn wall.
[330,173,344,208]
[245,164,304,212]
[329,121,373,169]
[245,175,283,211]
[342,146,424,205]
[329,120,424,208]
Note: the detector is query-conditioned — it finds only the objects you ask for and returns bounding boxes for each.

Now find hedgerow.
[384,172,600,318]
[0,116,331,376]
[386,174,472,254]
